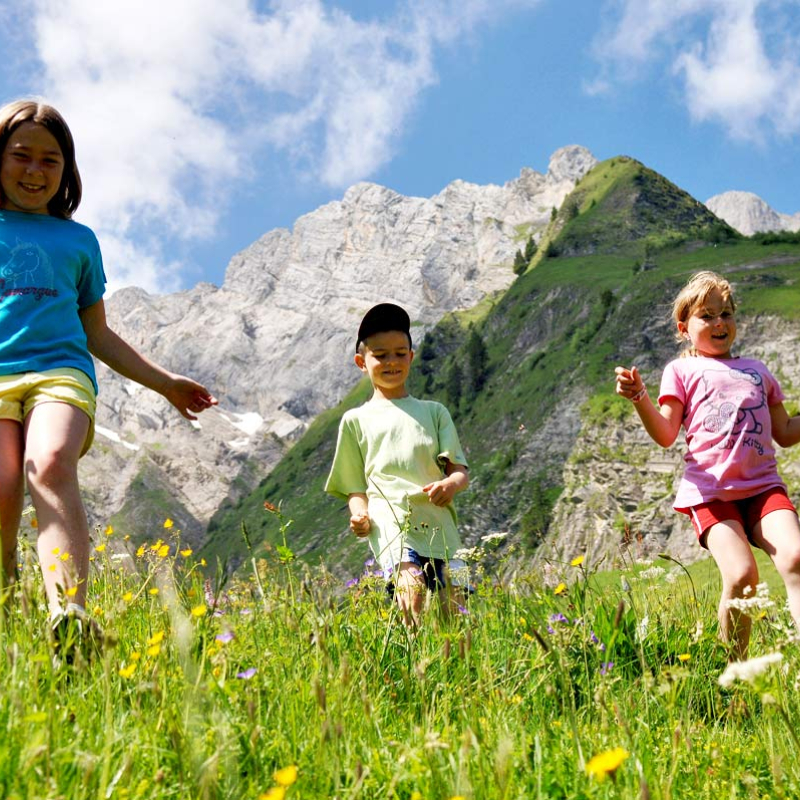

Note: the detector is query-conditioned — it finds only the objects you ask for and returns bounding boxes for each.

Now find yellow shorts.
[0,368,97,456]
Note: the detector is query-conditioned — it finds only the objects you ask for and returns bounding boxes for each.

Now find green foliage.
[513,249,527,276]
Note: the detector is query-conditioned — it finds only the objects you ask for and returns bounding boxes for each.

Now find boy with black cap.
[325,303,469,628]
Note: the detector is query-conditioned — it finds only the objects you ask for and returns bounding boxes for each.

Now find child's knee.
[724,563,760,596]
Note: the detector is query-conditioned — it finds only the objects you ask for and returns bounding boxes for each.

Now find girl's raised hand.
[349,512,371,538]
[615,365,644,401]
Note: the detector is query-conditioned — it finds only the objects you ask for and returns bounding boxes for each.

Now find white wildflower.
[638,566,666,581]
[637,615,650,642]
[634,558,653,566]
[691,619,705,643]
[453,547,483,563]
[719,652,783,688]
[665,568,680,584]
[726,583,775,616]
[480,532,509,544]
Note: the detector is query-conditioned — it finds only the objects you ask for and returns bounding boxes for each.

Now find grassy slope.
[201,157,800,577]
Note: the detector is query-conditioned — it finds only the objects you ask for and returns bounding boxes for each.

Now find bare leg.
[0,419,25,586]
[24,403,91,616]
[752,509,800,631]
[705,520,759,660]
[394,562,427,629]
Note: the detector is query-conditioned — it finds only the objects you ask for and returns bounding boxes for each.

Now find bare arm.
[770,403,800,448]
[80,299,217,420]
[423,461,469,507]
[347,492,371,538]
[615,365,683,448]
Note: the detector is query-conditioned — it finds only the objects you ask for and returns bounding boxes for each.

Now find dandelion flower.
[136,545,146,558]
[130,651,142,661]
[147,644,161,657]
[258,788,285,800]
[678,653,691,662]
[65,586,78,598]
[180,548,192,557]
[191,604,207,618]
[149,588,159,596]
[273,765,298,786]
[157,544,170,558]
[586,747,629,781]
[163,518,174,529]
[719,652,783,688]
[104,525,114,536]
[554,582,567,595]
[122,591,133,603]
[95,543,106,553]
[570,555,585,567]
[147,631,165,646]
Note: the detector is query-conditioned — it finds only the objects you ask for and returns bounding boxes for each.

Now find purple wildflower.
[550,613,569,624]
[345,578,359,588]
[364,558,376,568]
[216,630,234,644]
[457,604,469,615]
[237,667,257,679]
[599,662,614,676]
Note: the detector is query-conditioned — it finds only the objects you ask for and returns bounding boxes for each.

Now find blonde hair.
[672,270,736,356]
[0,99,82,219]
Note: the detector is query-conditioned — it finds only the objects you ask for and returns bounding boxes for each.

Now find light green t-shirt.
[325,396,467,573]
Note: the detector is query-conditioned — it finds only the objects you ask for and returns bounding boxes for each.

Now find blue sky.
[2,0,799,294]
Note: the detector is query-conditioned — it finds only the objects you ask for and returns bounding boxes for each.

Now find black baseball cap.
[356,303,412,352]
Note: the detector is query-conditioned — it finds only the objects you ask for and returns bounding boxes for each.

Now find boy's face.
[354,330,414,399]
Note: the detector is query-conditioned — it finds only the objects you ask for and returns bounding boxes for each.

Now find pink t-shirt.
[659,356,786,510]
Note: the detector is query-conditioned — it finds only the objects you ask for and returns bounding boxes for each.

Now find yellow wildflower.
[191,604,207,618]
[130,651,142,661]
[570,555,585,567]
[149,588,159,596]
[104,525,114,536]
[60,552,70,562]
[163,518,174,529]
[147,644,161,658]
[586,747,629,781]
[136,545,146,558]
[554,582,567,595]
[678,653,691,662]
[95,543,106,553]
[258,788,285,800]
[51,547,60,555]
[147,631,165,646]
[274,765,298,786]
[66,586,78,598]
[123,591,133,603]
[150,539,163,552]
[48,564,56,572]
[119,663,137,679]
[180,548,193,557]
[157,544,170,558]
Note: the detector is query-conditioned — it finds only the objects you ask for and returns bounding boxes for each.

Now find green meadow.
[2,508,798,800]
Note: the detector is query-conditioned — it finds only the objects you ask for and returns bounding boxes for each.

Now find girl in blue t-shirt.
[0,99,217,658]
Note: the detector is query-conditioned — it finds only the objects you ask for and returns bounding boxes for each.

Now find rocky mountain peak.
[706,190,800,236]
[85,146,598,544]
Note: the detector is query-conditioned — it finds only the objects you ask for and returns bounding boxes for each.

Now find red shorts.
[682,486,797,548]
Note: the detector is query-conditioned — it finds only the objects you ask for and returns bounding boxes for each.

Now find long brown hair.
[0,100,82,219]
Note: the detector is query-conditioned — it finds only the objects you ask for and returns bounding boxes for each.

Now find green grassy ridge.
[201,236,800,578]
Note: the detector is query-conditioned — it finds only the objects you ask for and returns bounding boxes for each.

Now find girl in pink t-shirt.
[615,270,800,659]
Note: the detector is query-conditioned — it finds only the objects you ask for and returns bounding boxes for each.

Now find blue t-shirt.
[0,210,107,391]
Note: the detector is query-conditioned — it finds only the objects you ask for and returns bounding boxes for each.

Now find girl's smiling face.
[678,287,737,358]
[1,121,65,215]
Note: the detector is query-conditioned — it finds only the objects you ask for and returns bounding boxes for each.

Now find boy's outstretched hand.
[162,375,218,420]
[350,512,371,538]
[423,479,456,507]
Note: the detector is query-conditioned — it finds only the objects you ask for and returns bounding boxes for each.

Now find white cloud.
[18,0,538,292]
[596,0,800,140]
